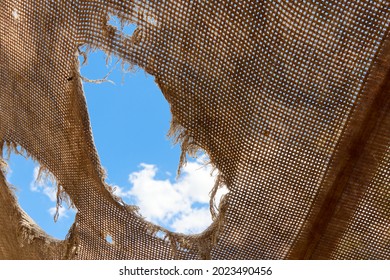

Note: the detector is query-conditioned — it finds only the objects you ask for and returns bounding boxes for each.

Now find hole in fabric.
[2,149,76,239]
[80,50,228,234]
[105,234,114,244]
[155,230,165,239]
[146,15,158,26]
[108,14,137,38]
[12,9,20,20]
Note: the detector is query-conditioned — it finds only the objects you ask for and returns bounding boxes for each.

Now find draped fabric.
[0,0,389,259]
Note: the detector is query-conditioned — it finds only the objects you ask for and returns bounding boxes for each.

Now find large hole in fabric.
[80,50,228,234]
[2,149,76,239]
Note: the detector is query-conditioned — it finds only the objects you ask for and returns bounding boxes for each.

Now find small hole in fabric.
[155,230,165,239]
[11,9,19,20]
[105,234,114,244]
[108,14,137,38]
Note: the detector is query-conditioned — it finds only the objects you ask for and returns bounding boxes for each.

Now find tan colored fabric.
[0,0,389,259]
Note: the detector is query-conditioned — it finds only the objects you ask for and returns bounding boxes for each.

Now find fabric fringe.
[167,117,201,177]
[64,218,80,259]
[2,141,75,223]
[36,166,75,223]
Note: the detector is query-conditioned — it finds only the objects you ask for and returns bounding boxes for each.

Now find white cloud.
[48,206,71,220]
[170,208,213,234]
[115,156,228,234]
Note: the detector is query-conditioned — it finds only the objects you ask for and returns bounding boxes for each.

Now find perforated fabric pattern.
[0,0,389,259]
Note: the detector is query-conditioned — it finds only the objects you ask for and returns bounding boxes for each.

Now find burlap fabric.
[0,0,389,259]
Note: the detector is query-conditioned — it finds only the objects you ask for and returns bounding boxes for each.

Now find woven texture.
[1,0,389,259]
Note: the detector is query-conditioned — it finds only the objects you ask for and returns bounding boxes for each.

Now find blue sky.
[4,49,227,240]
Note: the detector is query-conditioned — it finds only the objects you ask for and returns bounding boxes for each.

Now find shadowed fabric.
[0,0,389,259]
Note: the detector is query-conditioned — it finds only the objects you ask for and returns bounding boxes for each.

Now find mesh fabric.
[0,0,389,259]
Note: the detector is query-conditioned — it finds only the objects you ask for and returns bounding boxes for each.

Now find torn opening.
[79,49,229,236]
[1,145,76,239]
[105,234,114,245]
[108,14,137,39]
[11,9,19,20]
